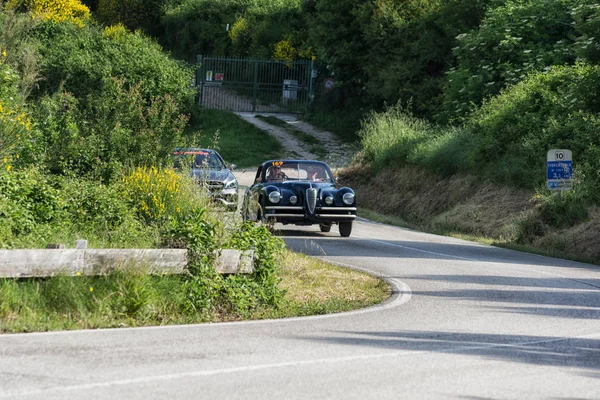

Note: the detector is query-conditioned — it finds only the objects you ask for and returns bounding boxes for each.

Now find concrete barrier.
[0,248,255,278]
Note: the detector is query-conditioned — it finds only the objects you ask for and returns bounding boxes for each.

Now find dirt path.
[235,112,356,169]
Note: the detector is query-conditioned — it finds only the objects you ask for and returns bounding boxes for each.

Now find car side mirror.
[230,164,237,170]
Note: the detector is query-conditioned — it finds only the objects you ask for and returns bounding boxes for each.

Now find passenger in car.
[307,165,325,182]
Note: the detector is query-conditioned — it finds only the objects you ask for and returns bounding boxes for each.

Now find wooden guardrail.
[0,242,255,278]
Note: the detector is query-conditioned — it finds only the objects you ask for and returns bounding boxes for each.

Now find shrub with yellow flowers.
[5,0,90,27]
[103,23,128,42]
[272,37,296,63]
[121,166,183,224]
[120,166,209,225]
[0,61,31,172]
[229,16,251,54]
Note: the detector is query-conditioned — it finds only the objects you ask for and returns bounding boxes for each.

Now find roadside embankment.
[339,165,600,265]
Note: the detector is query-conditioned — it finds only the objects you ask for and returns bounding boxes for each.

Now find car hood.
[190,168,234,182]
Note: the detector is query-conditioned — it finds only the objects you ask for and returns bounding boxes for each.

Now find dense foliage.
[438,0,596,122]
[0,2,286,320]
[9,19,193,180]
[160,0,309,61]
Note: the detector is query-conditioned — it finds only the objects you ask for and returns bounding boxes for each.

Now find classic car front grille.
[306,188,317,214]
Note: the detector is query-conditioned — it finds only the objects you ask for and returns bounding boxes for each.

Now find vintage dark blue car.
[241,160,357,237]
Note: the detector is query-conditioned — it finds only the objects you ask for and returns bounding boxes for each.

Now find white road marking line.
[353,235,600,290]
[354,236,478,261]
[0,277,411,339]
[4,332,600,398]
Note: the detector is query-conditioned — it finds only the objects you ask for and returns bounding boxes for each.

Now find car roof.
[261,160,330,168]
[172,148,216,155]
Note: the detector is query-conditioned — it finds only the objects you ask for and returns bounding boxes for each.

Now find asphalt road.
[1,220,600,399]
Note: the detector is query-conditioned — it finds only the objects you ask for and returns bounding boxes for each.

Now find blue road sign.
[547,161,572,180]
[546,149,573,191]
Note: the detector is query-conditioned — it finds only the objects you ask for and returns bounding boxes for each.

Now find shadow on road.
[301,330,600,372]
[277,228,600,272]
[401,274,600,320]
[277,227,600,320]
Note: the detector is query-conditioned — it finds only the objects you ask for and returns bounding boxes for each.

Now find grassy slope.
[188,108,285,168]
[0,251,389,333]
[340,165,600,265]
[303,110,364,144]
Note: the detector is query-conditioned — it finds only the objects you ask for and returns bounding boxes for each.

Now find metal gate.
[196,56,316,114]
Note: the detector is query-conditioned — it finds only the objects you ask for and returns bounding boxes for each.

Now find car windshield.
[265,163,332,183]
[173,150,226,170]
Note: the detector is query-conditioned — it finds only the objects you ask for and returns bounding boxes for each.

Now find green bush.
[96,0,168,34]
[60,177,132,229]
[181,222,285,317]
[572,3,600,64]
[31,77,189,180]
[359,105,438,171]
[32,21,193,109]
[309,0,495,116]
[161,0,307,61]
[161,0,245,60]
[468,63,600,191]
[15,20,193,180]
[439,0,592,122]
[0,62,32,165]
[0,169,64,236]
[0,9,40,99]
[0,167,159,248]
[538,190,589,228]
[360,64,600,193]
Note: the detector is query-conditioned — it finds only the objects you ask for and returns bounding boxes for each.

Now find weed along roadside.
[0,246,389,333]
[0,154,388,333]
[342,98,600,265]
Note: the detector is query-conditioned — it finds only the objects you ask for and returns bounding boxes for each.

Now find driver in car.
[267,165,286,181]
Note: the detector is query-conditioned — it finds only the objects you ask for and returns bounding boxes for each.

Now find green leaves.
[438,0,592,122]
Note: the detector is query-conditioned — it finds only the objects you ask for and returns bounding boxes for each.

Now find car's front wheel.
[339,221,352,237]
[319,223,331,233]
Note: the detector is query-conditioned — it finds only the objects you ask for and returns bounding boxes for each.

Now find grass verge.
[0,251,390,333]
[359,207,600,265]
[302,110,363,144]
[187,108,284,168]
[255,115,328,158]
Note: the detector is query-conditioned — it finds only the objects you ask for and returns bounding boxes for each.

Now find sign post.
[546,149,573,191]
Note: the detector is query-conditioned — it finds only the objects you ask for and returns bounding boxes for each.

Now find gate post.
[308,56,316,111]
[252,59,259,112]
[196,55,204,105]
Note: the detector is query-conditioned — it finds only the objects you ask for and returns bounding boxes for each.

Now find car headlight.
[342,193,355,205]
[224,179,237,190]
[290,195,298,205]
[325,196,334,205]
[268,191,281,204]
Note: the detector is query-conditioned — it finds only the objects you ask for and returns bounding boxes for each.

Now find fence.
[196,56,316,114]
